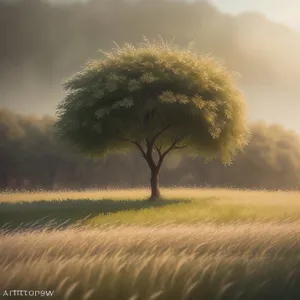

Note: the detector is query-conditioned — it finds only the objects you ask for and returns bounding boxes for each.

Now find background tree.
[55,41,250,200]
[1,109,300,192]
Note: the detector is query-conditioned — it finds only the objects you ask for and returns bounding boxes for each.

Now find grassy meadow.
[1,188,300,299]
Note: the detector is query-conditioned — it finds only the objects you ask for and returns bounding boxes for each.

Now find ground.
[1,188,300,299]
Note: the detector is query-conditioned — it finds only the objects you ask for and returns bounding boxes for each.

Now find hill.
[0,0,300,130]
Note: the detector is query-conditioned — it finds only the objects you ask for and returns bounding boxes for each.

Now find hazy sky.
[212,0,300,30]
[2,0,300,132]
[47,0,300,30]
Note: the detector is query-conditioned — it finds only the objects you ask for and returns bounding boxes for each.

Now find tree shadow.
[0,198,192,231]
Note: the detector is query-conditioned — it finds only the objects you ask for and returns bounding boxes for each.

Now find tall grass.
[1,189,300,299]
[2,223,300,300]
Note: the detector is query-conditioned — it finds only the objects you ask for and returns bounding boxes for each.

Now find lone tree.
[55,41,250,200]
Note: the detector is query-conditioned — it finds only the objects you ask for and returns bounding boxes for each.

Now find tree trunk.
[149,167,161,201]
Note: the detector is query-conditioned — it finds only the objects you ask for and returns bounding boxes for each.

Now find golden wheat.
[1,223,300,299]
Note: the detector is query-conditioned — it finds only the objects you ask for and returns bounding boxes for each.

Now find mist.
[1,0,300,131]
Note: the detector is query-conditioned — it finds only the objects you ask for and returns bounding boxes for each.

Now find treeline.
[1,108,300,191]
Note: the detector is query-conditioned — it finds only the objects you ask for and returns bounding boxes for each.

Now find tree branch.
[131,140,147,160]
[156,136,186,170]
[153,144,162,158]
[163,136,181,156]
[141,123,173,169]
[151,123,172,144]
[118,125,183,172]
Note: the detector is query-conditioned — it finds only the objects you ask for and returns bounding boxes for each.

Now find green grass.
[1,188,300,229]
[0,198,190,230]
[2,188,300,299]
[87,198,300,225]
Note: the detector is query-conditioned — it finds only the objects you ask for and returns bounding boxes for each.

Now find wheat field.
[1,188,300,299]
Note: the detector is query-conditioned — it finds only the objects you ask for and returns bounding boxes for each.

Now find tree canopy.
[55,41,250,199]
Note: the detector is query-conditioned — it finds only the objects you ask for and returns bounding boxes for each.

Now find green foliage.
[55,41,250,164]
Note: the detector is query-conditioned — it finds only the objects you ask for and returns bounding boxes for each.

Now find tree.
[55,41,250,200]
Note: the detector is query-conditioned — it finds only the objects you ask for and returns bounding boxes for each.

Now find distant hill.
[0,0,299,131]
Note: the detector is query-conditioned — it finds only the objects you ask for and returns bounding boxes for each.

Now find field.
[1,188,300,299]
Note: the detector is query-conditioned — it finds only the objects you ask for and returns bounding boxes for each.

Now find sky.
[211,0,300,30]
[46,0,300,31]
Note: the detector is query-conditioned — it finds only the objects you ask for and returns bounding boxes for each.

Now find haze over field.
[0,0,300,131]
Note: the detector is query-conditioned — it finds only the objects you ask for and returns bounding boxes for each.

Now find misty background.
[1,0,300,131]
[1,0,300,191]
